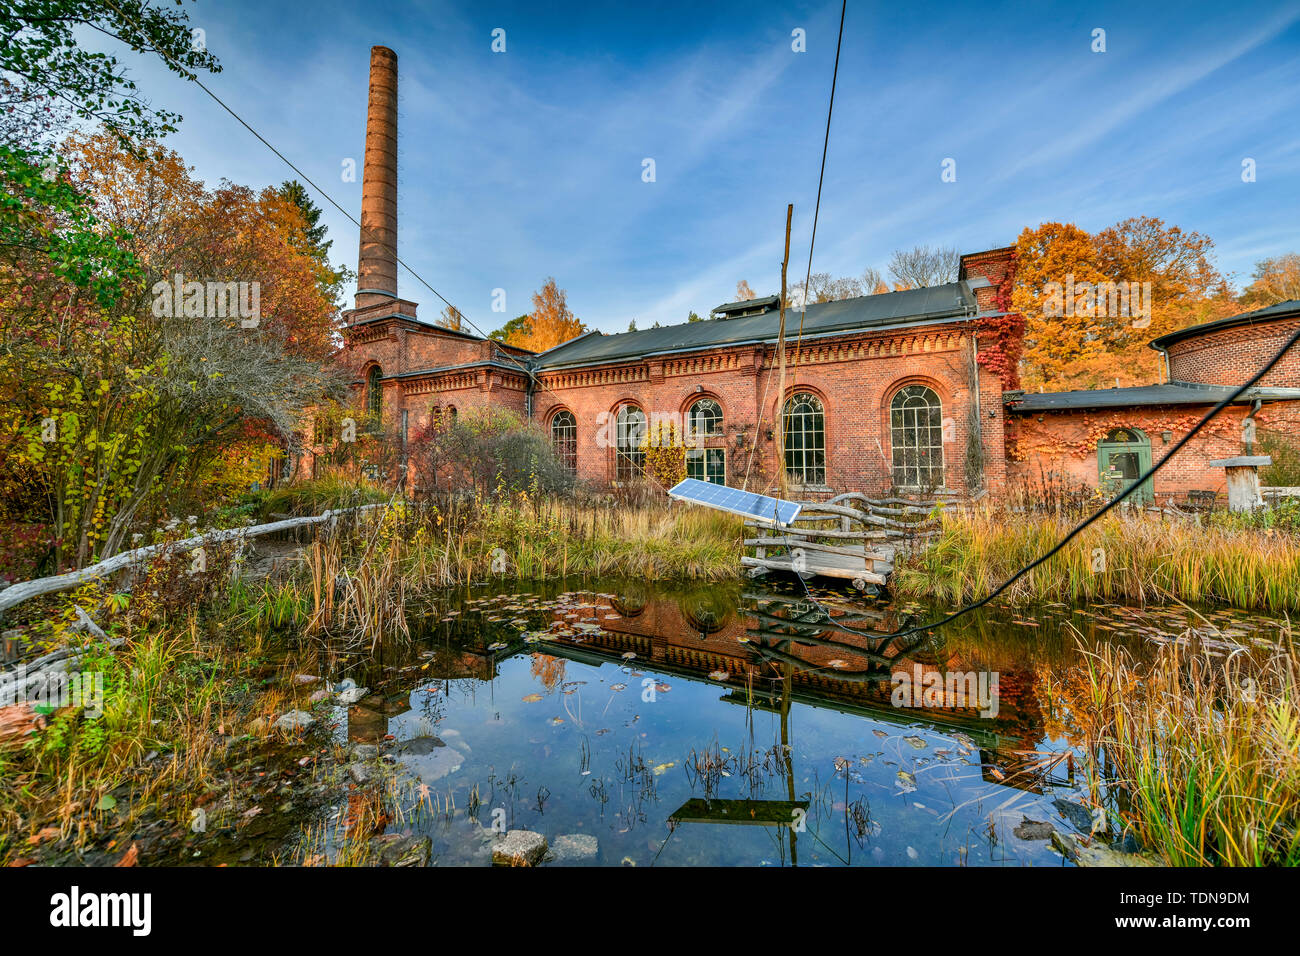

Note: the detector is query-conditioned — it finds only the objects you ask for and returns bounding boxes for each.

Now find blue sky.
[100,0,1300,334]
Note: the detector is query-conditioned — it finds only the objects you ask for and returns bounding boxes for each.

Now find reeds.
[375,493,740,587]
[1042,631,1300,865]
[898,508,1300,614]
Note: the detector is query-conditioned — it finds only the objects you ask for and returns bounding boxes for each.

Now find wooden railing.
[743,492,956,589]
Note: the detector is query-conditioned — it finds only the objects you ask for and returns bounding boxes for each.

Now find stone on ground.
[273,710,315,732]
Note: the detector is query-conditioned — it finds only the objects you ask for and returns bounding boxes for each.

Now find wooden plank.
[669,797,809,827]
[742,537,889,561]
[741,555,887,585]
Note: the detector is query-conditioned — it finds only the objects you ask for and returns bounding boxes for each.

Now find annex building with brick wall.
[1004,300,1300,504]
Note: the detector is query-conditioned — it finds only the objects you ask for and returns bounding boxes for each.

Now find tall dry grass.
[898,508,1300,614]
[403,494,742,585]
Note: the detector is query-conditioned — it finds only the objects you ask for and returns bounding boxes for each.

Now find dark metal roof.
[1007,381,1300,413]
[1149,300,1300,350]
[532,282,977,370]
[390,358,528,380]
[712,294,781,316]
[346,311,538,355]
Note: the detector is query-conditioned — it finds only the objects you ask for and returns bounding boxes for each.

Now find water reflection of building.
[533,585,1045,758]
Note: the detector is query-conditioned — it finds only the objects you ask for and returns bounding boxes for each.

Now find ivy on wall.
[1008,407,1300,464]
[975,254,1025,390]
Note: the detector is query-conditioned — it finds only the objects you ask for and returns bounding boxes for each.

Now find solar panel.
[667,478,801,526]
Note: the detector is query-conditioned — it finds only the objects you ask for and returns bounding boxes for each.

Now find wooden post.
[776,204,792,499]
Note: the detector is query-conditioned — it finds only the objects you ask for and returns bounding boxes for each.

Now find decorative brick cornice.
[400,369,527,396]
[535,326,969,390]
[760,330,966,369]
[538,363,651,391]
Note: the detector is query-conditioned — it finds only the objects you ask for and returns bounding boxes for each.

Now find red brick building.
[319,46,1300,504]
[333,249,1021,498]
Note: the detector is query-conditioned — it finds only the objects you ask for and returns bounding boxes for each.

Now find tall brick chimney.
[355,45,399,309]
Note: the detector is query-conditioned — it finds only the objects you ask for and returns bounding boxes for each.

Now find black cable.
[788,0,847,389]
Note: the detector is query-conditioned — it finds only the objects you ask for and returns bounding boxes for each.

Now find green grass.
[1044,634,1300,866]
[258,475,389,519]
[402,494,744,584]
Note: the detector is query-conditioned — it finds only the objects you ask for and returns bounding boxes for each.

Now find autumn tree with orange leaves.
[1,131,345,567]
[1013,217,1230,390]
[505,277,587,353]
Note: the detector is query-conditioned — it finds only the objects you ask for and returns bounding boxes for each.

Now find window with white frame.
[890,384,944,489]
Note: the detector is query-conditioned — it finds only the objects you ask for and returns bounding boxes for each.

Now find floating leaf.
[521,693,543,703]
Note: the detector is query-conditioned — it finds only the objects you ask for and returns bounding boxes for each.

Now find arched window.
[551,410,577,472]
[615,404,646,480]
[366,365,383,419]
[890,385,944,490]
[687,398,723,441]
[783,392,825,485]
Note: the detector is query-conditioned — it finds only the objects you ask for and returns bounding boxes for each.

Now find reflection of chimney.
[356,45,399,309]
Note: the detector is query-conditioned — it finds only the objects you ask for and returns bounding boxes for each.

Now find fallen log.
[0,503,387,617]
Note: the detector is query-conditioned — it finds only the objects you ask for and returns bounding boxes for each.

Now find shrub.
[409,406,574,498]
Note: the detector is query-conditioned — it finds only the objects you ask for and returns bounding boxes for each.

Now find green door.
[1097,428,1153,504]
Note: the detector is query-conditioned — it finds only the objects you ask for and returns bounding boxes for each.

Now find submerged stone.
[1013,816,1055,841]
[395,736,446,755]
[493,830,547,866]
[550,833,598,863]
[1051,831,1158,867]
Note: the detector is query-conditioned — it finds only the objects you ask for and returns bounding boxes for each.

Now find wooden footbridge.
[740,492,955,590]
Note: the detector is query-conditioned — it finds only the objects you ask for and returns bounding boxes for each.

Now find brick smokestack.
[356,45,399,309]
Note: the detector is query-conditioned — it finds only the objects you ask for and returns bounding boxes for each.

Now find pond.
[300,578,1289,867]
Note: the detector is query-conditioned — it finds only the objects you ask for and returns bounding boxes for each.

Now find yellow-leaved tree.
[508,277,587,353]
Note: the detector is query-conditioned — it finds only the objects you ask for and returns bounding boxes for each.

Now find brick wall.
[1164,317,1300,389]
[325,247,1028,499]
[535,322,993,496]
[959,246,1016,312]
[1007,400,1300,498]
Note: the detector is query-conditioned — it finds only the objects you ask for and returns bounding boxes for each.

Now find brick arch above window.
[769,383,831,424]
[878,374,954,413]
[683,394,725,441]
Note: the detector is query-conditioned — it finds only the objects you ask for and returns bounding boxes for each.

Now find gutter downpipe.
[970,325,983,490]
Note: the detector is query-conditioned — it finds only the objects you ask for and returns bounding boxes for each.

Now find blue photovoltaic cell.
[667,478,801,526]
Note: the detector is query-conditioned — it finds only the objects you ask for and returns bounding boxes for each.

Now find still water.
[308,579,1286,866]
